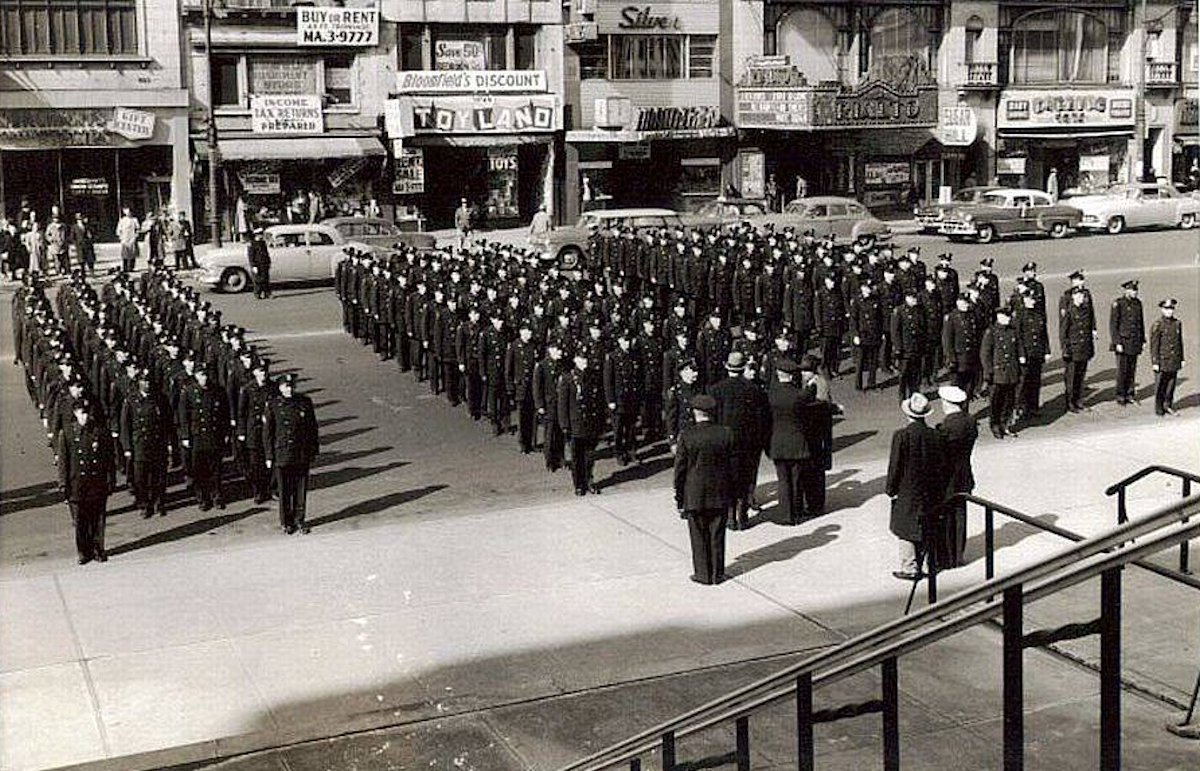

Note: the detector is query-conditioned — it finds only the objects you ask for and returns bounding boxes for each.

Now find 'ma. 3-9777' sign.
[296,4,379,46]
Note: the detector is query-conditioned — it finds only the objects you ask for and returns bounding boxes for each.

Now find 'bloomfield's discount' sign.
[297,5,379,46]
[251,95,323,134]
[395,70,548,94]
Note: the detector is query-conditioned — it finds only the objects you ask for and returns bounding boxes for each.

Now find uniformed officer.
[850,282,884,391]
[120,376,168,518]
[1061,287,1096,412]
[533,341,567,471]
[237,358,276,504]
[980,308,1020,438]
[559,352,606,496]
[248,228,271,299]
[456,308,484,421]
[479,313,509,436]
[1014,287,1051,422]
[506,321,540,454]
[264,373,320,534]
[604,329,643,466]
[181,365,230,510]
[56,398,113,564]
[1149,298,1185,416]
[767,357,822,525]
[943,296,981,399]
[1109,279,1145,405]
[665,359,701,449]
[893,289,926,402]
[674,393,736,585]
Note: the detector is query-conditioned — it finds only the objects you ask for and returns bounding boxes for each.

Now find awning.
[998,128,1133,140]
[1175,135,1200,147]
[195,136,385,161]
[402,134,552,148]
[567,127,736,143]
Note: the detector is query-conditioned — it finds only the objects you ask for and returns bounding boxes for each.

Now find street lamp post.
[1132,0,1150,184]
[204,0,223,247]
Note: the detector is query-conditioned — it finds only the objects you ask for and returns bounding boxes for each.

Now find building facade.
[384,0,565,229]
[183,0,391,240]
[0,0,190,241]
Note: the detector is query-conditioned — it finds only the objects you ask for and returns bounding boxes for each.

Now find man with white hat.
[887,392,947,579]
[935,385,977,569]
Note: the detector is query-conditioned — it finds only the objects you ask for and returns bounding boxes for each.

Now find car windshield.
[955,189,983,201]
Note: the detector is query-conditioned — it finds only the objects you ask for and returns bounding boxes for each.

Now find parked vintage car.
[679,198,770,229]
[198,223,368,293]
[1070,182,1200,234]
[760,196,892,245]
[938,189,1082,243]
[913,186,1000,233]
[322,216,438,251]
[529,208,685,270]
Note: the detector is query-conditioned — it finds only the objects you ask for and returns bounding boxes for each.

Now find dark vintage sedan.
[914,186,1000,233]
[938,189,1083,244]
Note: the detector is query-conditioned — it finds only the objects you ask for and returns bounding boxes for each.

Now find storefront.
[386,72,559,229]
[1173,98,1199,190]
[995,89,1135,194]
[0,107,187,242]
[735,66,944,211]
[567,105,735,213]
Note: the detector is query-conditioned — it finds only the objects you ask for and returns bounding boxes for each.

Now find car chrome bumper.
[938,222,975,235]
[199,269,222,285]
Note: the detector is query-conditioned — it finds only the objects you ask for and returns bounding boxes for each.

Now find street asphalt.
[0,226,1198,771]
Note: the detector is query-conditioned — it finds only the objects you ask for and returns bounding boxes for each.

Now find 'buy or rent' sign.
[297,5,379,46]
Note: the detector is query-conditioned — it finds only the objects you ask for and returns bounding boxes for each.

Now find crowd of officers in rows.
[335,221,1187,477]
[12,266,319,565]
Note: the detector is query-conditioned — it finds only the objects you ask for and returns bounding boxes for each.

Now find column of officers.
[11,267,319,566]
[335,223,1186,481]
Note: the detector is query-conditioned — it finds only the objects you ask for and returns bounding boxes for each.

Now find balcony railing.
[964,62,998,87]
[1147,61,1179,86]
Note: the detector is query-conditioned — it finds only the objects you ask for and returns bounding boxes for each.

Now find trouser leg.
[822,336,840,376]
[801,463,825,515]
[444,363,461,405]
[518,394,536,452]
[686,512,711,582]
[570,437,588,491]
[70,502,91,561]
[466,373,482,419]
[544,422,564,471]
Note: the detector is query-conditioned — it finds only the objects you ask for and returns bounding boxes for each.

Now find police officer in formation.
[264,373,320,535]
[334,223,1187,501]
[13,265,319,564]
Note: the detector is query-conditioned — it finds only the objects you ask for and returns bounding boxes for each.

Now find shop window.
[688,35,716,78]
[1009,9,1111,85]
[249,56,319,95]
[777,8,840,84]
[432,29,506,70]
[324,54,355,107]
[612,36,682,80]
[578,37,608,80]
[399,24,424,71]
[516,27,537,70]
[0,0,137,56]
[212,55,242,109]
[964,15,984,64]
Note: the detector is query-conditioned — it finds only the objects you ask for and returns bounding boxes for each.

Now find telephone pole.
[204,0,223,247]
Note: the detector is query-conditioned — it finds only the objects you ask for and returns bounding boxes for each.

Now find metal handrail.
[557,494,1200,771]
[1104,464,1199,574]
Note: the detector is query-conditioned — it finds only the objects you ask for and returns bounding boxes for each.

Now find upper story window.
[776,8,840,84]
[580,34,717,81]
[212,53,358,111]
[0,0,137,56]
[1009,9,1112,85]
[1182,11,1198,84]
[865,8,937,84]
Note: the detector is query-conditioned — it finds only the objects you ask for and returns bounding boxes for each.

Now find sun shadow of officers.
[674,394,737,585]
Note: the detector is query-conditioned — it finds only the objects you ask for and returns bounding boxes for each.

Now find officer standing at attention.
[674,393,736,585]
[181,365,230,511]
[238,358,276,504]
[56,398,113,564]
[1109,279,1145,406]
[1061,287,1097,413]
[248,228,271,299]
[559,351,606,496]
[264,373,320,534]
[120,375,168,518]
[1149,298,1185,416]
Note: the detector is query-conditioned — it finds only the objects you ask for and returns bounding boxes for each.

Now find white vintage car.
[198,223,369,293]
[1071,182,1200,235]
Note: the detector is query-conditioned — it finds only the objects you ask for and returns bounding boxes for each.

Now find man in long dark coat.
[56,398,113,564]
[1061,287,1096,412]
[120,376,168,518]
[887,392,946,579]
[674,394,736,585]
[935,385,977,569]
[980,308,1020,438]
[559,352,606,496]
[1109,279,1145,405]
[264,373,320,534]
[766,358,821,525]
[710,351,769,530]
[1149,298,1185,416]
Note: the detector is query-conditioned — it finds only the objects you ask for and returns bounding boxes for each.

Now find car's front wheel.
[559,246,582,271]
[219,267,250,293]
[1106,216,1126,235]
[1048,221,1069,239]
[1180,213,1197,229]
[855,233,877,248]
[975,224,996,244]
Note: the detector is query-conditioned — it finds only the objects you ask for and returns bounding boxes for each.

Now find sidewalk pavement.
[1,414,1196,771]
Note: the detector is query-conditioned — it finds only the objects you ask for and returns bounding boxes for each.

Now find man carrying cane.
[887,392,946,580]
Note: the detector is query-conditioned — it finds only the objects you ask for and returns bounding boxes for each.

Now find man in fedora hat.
[674,393,736,585]
[935,385,977,569]
[767,357,824,524]
[710,350,769,529]
[887,392,946,579]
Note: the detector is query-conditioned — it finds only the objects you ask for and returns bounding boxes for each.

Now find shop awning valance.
[1175,135,1200,147]
[196,136,385,161]
[402,134,552,148]
[998,128,1133,140]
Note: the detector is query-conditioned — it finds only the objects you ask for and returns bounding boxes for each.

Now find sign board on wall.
[396,70,548,95]
[618,142,651,160]
[863,162,910,187]
[595,3,721,33]
[328,157,371,189]
[1080,155,1109,173]
[250,58,319,95]
[392,147,425,195]
[739,149,766,200]
[239,172,282,195]
[734,83,937,131]
[997,90,1136,129]
[67,178,110,196]
[108,108,155,141]
[997,157,1027,175]
[394,96,559,135]
[435,40,487,71]
[250,95,324,134]
[736,90,813,129]
[297,5,379,46]
[936,105,977,147]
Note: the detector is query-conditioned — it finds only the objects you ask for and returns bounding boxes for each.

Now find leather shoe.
[588,484,602,495]
[892,570,919,581]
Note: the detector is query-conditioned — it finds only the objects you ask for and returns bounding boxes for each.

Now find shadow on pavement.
[962,511,1061,567]
[109,506,268,557]
[726,523,841,579]
[0,480,61,516]
[309,460,410,492]
[320,426,377,446]
[832,429,877,453]
[307,485,448,529]
[310,446,396,471]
